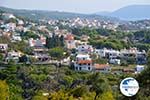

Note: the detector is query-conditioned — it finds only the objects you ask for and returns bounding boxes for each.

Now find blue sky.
[0,0,150,14]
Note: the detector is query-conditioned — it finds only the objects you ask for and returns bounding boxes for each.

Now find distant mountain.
[95,11,110,16]
[0,6,120,22]
[96,5,150,21]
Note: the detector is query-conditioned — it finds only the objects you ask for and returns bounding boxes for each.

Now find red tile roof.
[77,60,92,64]
[65,34,74,40]
[94,64,110,69]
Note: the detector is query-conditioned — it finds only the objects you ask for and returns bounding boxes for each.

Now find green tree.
[93,57,108,64]
[0,80,9,100]
[32,90,48,100]
[19,55,28,63]
[0,53,3,62]
[99,91,114,100]
[87,73,111,100]
[7,18,17,23]
[136,51,150,99]
[49,90,73,100]
[46,34,64,49]
[70,85,88,98]
[23,31,39,39]
[49,47,64,60]
[0,10,4,19]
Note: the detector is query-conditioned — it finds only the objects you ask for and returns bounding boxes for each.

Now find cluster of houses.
[72,43,146,73]
[0,34,146,74]
[0,13,147,74]
[95,47,147,65]
[0,43,22,63]
[47,17,119,31]
[74,53,111,73]
[71,42,110,72]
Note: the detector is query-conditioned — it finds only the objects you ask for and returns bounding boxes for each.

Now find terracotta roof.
[77,60,92,64]
[65,34,74,40]
[94,64,110,69]
[123,68,134,72]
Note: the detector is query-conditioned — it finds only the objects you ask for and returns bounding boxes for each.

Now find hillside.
[0,6,119,22]
[96,5,150,21]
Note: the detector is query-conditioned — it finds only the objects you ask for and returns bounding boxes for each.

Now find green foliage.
[9,41,28,53]
[0,36,10,44]
[19,55,28,63]
[118,51,150,100]
[90,38,128,50]
[46,34,64,49]
[32,90,48,100]
[70,85,88,98]
[24,47,34,55]
[147,51,150,64]
[23,31,39,39]
[134,43,150,52]
[0,80,9,100]
[29,74,47,84]
[8,59,16,65]
[126,57,136,64]
[7,18,17,23]
[29,57,38,64]
[99,91,114,100]
[0,53,3,61]
[94,57,108,64]
[9,84,23,100]
[71,27,111,37]
[0,10,4,19]
[120,60,128,66]
[135,51,150,99]
[63,76,73,88]
[48,47,64,60]
[49,90,74,100]
[87,73,111,100]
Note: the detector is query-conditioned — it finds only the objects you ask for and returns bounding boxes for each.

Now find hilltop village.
[0,12,150,100]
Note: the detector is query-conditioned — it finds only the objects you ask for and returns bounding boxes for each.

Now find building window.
[76,67,78,70]
[88,67,91,70]
[79,67,81,70]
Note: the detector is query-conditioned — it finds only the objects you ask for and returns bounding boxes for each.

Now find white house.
[6,23,16,31]
[74,54,93,71]
[0,44,8,51]
[3,13,16,19]
[77,45,93,54]
[95,48,120,58]
[120,48,147,64]
[5,51,22,63]
[136,65,145,73]
[136,51,147,65]
[17,20,24,25]
[33,47,49,62]
[76,54,91,61]
[109,58,121,65]
[120,47,138,58]
[11,33,22,42]
[29,36,46,47]
[65,34,76,49]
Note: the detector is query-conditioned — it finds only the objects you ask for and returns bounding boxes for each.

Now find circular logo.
[120,77,139,97]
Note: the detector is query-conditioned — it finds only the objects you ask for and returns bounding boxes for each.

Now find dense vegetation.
[0,52,150,100]
[0,9,150,100]
[71,27,150,51]
[46,34,64,49]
